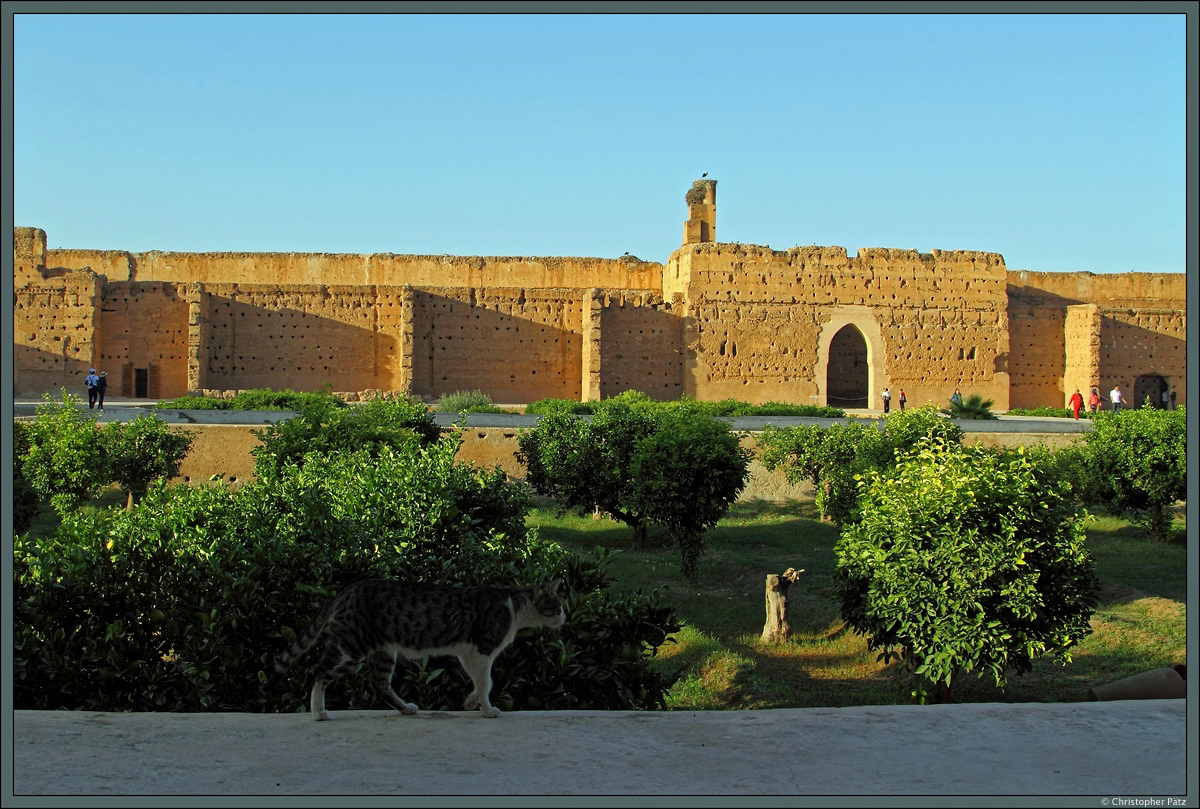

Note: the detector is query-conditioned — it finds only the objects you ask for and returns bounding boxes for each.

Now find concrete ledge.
[9,701,1187,796]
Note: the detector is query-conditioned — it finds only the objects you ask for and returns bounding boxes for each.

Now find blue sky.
[12,11,1189,274]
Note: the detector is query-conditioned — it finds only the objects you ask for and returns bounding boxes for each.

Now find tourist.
[1069,388,1084,420]
[1088,387,1101,414]
[97,371,108,410]
[950,388,962,407]
[84,368,99,409]
[898,389,907,412]
[1170,389,1176,410]
[881,387,891,414]
[1110,384,1125,412]
[1161,388,1170,410]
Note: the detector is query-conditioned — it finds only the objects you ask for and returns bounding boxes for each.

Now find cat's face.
[534,579,566,629]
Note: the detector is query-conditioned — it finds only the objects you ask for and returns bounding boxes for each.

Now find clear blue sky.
[12,11,1189,274]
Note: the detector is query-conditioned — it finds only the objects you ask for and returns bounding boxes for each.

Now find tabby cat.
[264,578,565,720]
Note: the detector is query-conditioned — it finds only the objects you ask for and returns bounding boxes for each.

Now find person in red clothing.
[1069,388,1084,419]
[1087,387,1102,414]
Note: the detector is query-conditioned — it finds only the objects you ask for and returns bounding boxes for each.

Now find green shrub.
[157,388,346,412]
[251,394,441,476]
[12,421,44,534]
[626,408,751,580]
[13,438,681,713]
[20,391,111,515]
[524,398,596,416]
[883,404,964,455]
[757,405,961,524]
[518,405,659,547]
[436,390,506,414]
[102,414,195,508]
[517,402,749,580]
[835,439,1098,703]
[1075,406,1186,542]
[942,393,998,420]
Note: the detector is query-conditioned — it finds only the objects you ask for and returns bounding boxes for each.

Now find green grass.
[529,500,1187,709]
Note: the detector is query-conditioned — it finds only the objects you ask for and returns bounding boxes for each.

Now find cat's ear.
[548,578,564,596]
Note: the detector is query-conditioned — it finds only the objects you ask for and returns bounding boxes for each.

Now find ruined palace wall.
[666,243,1010,408]
[1097,309,1188,407]
[198,284,406,394]
[596,291,684,400]
[42,247,663,291]
[1006,271,1186,409]
[410,287,584,403]
[13,271,103,396]
[98,282,191,399]
[14,227,47,286]
[1062,305,1101,405]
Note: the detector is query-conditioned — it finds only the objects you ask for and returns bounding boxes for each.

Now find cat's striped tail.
[261,596,340,694]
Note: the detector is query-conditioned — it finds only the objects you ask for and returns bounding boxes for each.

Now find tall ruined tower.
[682,177,717,245]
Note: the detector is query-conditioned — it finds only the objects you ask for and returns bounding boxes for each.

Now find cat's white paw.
[463,693,479,710]
[400,702,418,716]
[315,710,330,722]
[480,706,501,718]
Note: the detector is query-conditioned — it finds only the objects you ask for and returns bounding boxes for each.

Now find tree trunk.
[761,568,805,644]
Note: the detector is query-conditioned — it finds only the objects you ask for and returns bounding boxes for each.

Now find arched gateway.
[826,325,869,409]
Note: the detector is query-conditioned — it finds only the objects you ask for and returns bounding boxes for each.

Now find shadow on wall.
[412,292,582,403]
[13,345,95,398]
[203,296,402,394]
[598,300,684,400]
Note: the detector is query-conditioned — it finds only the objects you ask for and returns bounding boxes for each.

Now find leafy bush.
[757,405,962,524]
[626,408,751,580]
[20,391,111,514]
[835,439,1098,703]
[518,405,659,547]
[12,421,44,534]
[1074,406,1186,542]
[13,438,681,713]
[102,414,196,508]
[524,398,597,416]
[523,393,845,419]
[942,393,998,420]
[157,387,347,412]
[436,390,506,414]
[517,401,750,580]
[251,394,441,476]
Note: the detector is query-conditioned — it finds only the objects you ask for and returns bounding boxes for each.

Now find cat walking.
[264,578,565,720]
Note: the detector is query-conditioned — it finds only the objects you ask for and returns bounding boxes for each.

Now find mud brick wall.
[42,248,662,291]
[13,271,103,395]
[666,244,1011,408]
[410,287,584,403]
[1098,309,1188,404]
[1007,271,1186,409]
[1062,305,1101,404]
[14,226,47,287]
[198,284,405,394]
[596,291,684,400]
[97,282,190,398]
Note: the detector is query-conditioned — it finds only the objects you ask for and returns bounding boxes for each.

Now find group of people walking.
[876,382,1177,419]
[1066,383,1176,419]
[84,368,108,409]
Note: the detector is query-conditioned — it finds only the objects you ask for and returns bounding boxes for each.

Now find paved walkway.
[6,700,1191,798]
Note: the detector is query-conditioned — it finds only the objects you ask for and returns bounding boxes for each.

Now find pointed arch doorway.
[826,324,869,409]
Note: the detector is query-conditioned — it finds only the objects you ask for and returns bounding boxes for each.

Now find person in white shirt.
[1109,385,1124,412]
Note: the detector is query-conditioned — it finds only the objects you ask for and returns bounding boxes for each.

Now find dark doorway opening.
[1132,374,1167,409]
[134,368,149,398]
[826,325,868,409]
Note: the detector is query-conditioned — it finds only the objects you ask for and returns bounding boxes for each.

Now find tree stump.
[762,567,805,644]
